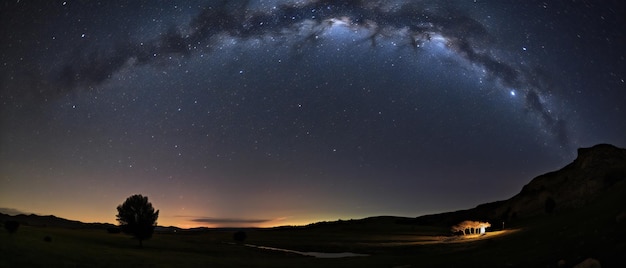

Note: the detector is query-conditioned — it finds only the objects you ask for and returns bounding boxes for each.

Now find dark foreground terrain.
[2,144,625,267]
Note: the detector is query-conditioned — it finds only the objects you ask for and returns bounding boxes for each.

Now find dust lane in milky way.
[49,0,568,146]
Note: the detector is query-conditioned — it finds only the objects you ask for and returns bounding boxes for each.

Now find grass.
[0,222,510,268]
[1,226,306,268]
[0,223,566,268]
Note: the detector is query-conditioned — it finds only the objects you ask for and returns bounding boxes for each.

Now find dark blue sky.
[1,0,624,227]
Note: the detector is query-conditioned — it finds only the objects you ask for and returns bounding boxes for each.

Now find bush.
[4,220,19,233]
[233,231,247,242]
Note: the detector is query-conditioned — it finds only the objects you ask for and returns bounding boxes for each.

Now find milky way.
[1,0,624,227]
[53,0,568,146]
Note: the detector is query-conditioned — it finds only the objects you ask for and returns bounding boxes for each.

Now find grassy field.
[0,221,518,268]
[0,217,616,268]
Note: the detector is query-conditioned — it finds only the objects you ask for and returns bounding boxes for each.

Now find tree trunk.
[139,239,143,248]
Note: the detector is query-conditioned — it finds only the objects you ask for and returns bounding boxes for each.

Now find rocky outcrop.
[408,144,626,226]
[495,144,626,220]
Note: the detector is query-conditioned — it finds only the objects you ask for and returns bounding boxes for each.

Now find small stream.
[245,244,369,258]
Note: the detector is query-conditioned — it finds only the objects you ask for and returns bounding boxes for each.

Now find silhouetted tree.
[545,197,556,214]
[116,194,159,247]
[233,230,247,243]
[4,220,19,233]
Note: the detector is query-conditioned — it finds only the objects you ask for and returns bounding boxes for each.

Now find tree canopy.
[116,194,159,247]
[451,220,491,235]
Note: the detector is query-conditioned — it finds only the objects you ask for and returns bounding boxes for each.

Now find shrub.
[4,220,19,233]
[233,231,247,242]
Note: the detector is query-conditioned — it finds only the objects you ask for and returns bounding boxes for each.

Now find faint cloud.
[172,215,289,226]
[191,217,272,224]
[0,207,27,215]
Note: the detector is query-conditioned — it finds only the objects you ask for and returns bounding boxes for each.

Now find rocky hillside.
[496,144,626,220]
[408,144,626,226]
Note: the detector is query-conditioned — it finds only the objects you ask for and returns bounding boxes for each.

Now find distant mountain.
[0,213,191,232]
[404,143,626,227]
[0,207,27,215]
[0,213,116,229]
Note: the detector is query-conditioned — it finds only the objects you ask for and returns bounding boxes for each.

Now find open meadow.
[0,221,512,268]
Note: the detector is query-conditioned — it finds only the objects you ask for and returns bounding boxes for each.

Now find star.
[0,0,624,228]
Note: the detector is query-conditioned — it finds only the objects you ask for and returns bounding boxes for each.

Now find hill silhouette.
[401,143,626,227]
[0,213,116,229]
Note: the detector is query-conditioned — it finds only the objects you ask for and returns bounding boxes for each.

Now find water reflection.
[245,244,369,258]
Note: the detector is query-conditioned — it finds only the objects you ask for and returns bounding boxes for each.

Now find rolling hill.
[402,143,626,227]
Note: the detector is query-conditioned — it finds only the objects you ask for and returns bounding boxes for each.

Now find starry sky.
[1,0,625,228]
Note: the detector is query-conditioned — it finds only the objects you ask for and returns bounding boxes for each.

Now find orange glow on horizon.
[4,206,348,229]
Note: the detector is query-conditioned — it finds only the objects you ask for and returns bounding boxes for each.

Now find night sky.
[1,0,625,228]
